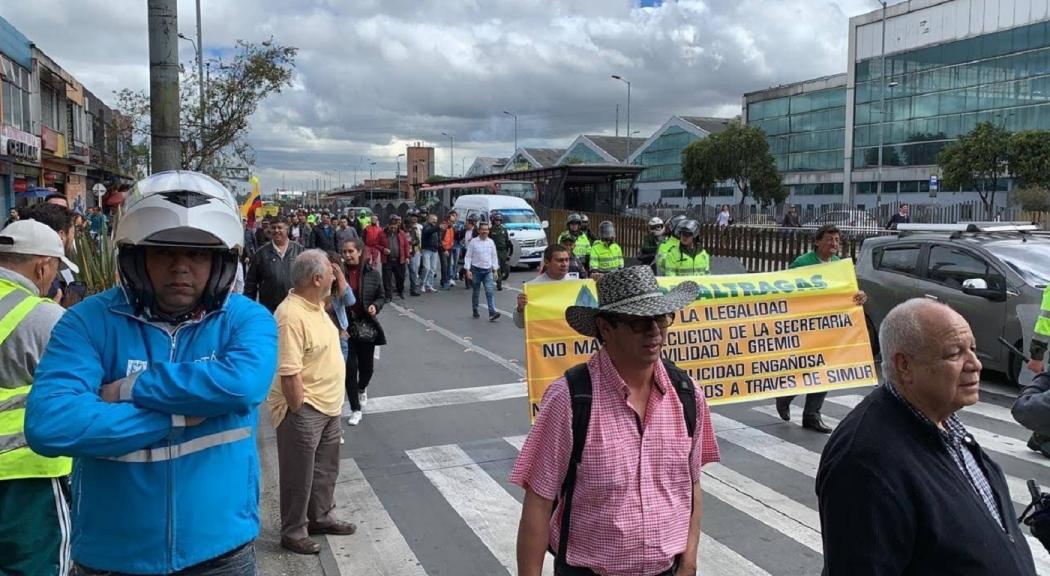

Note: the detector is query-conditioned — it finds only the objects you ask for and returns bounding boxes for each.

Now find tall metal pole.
[148,0,181,172]
[612,75,631,163]
[503,111,517,153]
[195,0,204,135]
[441,132,454,177]
[877,1,887,213]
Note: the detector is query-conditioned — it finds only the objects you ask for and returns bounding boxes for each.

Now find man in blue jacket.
[24,171,278,576]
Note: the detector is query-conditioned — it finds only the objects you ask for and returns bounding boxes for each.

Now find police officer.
[558,213,591,267]
[579,213,596,243]
[0,220,73,576]
[1025,290,1050,457]
[588,221,624,280]
[656,214,686,275]
[489,211,513,291]
[662,218,710,276]
[638,216,664,268]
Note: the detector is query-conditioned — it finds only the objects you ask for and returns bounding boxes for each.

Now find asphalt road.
[255,269,1050,576]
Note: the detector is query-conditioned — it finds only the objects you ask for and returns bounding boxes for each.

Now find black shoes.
[473,311,480,319]
[802,414,833,434]
[489,312,501,322]
[1028,433,1050,458]
[775,397,791,422]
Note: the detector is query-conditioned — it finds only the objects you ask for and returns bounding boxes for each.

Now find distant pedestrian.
[26,171,277,575]
[886,203,910,230]
[514,244,572,329]
[460,214,478,288]
[382,214,409,300]
[588,220,624,280]
[638,216,664,267]
[439,217,453,290]
[310,214,336,252]
[817,298,1037,575]
[782,205,802,228]
[245,215,305,312]
[464,221,501,321]
[4,207,19,227]
[405,209,423,296]
[335,216,359,248]
[558,213,591,269]
[0,220,70,576]
[340,239,387,427]
[363,215,387,277]
[489,211,512,290]
[558,235,588,279]
[420,214,441,293]
[717,204,731,228]
[512,266,717,576]
[268,249,356,555]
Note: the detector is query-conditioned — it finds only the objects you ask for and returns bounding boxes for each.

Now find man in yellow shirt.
[267,249,356,555]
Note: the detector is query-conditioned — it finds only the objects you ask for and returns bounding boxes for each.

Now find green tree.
[704,123,784,209]
[1013,186,1050,212]
[114,38,297,185]
[937,121,1010,219]
[680,137,718,214]
[1009,130,1050,189]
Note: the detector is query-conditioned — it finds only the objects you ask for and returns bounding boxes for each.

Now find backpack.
[551,358,697,574]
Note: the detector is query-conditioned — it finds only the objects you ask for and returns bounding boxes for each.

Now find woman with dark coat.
[340,238,386,426]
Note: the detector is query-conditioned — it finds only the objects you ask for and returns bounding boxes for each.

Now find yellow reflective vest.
[559,230,591,259]
[1032,286,1050,360]
[663,245,710,276]
[656,237,680,275]
[590,241,624,272]
[0,278,71,481]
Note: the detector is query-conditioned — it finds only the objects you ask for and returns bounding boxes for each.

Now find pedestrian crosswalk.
[331,392,1050,576]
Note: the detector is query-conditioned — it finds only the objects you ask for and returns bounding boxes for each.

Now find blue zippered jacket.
[25,288,278,574]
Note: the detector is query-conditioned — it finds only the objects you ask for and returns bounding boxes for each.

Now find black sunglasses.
[602,312,675,333]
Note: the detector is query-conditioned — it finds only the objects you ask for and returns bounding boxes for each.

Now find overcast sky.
[6,0,878,192]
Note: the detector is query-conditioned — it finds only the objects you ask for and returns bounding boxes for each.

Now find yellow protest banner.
[523,259,878,420]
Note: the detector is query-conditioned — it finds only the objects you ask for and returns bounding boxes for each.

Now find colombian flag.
[241,176,262,226]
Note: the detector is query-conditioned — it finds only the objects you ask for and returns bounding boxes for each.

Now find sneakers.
[473,311,481,319]
[489,311,501,322]
[359,391,368,407]
[347,411,363,426]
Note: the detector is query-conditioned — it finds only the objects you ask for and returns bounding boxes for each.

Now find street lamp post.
[396,153,406,196]
[368,160,377,205]
[441,132,454,177]
[503,110,517,153]
[612,75,631,163]
[876,1,888,214]
[177,29,205,138]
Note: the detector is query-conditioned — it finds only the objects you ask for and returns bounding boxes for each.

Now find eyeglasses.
[603,313,675,333]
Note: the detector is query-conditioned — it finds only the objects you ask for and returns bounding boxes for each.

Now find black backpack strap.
[662,358,696,438]
[553,363,593,573]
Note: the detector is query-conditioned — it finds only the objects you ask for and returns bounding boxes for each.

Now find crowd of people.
[0,169,1048,576]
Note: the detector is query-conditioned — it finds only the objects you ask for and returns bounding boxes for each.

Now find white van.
[452,195,549,268]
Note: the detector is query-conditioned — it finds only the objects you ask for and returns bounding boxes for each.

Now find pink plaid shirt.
[510,349,720,576]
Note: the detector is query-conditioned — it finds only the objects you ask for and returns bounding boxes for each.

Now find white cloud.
[3,0,879,189]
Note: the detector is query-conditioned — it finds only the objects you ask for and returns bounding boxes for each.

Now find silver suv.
[856,223,1050,385]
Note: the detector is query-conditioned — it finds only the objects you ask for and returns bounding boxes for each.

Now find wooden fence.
[546,208,869,272]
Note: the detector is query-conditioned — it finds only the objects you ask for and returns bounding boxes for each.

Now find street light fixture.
[177,32,206,137]
[440,132,454,177]
[503,110,518,153]
[612,75,632,163]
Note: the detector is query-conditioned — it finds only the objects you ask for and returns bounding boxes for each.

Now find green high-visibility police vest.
[0,278,72,481]
[664,245,710,276]
[1034,286,1050,348]
[559,231,591,259]
[590,241,624,272]
[655,237,680,275]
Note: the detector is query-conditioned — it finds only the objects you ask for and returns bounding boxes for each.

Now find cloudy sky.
[6,0,878,192]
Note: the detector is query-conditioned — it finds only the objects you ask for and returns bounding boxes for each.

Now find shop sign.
[1,125,41,163]
[12,178,27,193]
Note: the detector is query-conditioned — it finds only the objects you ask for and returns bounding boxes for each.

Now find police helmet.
[648,216,664,228]
[567,213,583,225]
[677,219,700,238]
[598,220,615,240]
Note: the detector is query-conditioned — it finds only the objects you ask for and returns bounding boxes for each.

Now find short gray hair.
[879,298,950,382]
[292,249,329,288]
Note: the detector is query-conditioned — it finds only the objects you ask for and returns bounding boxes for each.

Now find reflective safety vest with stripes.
[0,279,71,481]
[655,237,680,275]
[1033,286,1050,358]
[663,245,711,276]
[590,241,624,272]
[559,230,591,259]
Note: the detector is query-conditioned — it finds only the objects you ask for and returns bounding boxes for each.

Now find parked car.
[856,223,1050,385]
[804,210,880,230]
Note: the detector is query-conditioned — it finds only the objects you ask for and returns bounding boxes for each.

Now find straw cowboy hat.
[566,266,699,338]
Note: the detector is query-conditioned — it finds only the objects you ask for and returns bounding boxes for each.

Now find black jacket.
[1013,372,1050,437]
[244,241,304,312]
[310,224,336,252]
[421,223,441,251]
[817,385,1036,576]
[345,263,387,346]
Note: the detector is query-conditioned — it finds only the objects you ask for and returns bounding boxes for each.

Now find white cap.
[0,219,80,273]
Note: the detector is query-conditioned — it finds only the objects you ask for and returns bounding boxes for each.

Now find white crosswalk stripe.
[828,395,1050,469]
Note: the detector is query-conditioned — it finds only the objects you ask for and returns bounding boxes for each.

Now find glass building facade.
[853,19,1050,169]
[561,142,606,164]
[636,125,700,183]
[747,87,847,172]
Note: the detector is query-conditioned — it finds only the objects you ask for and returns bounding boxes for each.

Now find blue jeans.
[421,250,439,290]
[471,266,496,316]
[73,542,256,576]
[408,252,422,293]
[449,244,463,280]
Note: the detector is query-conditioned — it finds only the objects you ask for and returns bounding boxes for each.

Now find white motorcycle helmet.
[115,170,243,317]
[648,216,664,228]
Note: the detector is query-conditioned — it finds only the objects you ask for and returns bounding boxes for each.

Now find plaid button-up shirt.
[510,349,721,576]
[884,381,1005,530]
